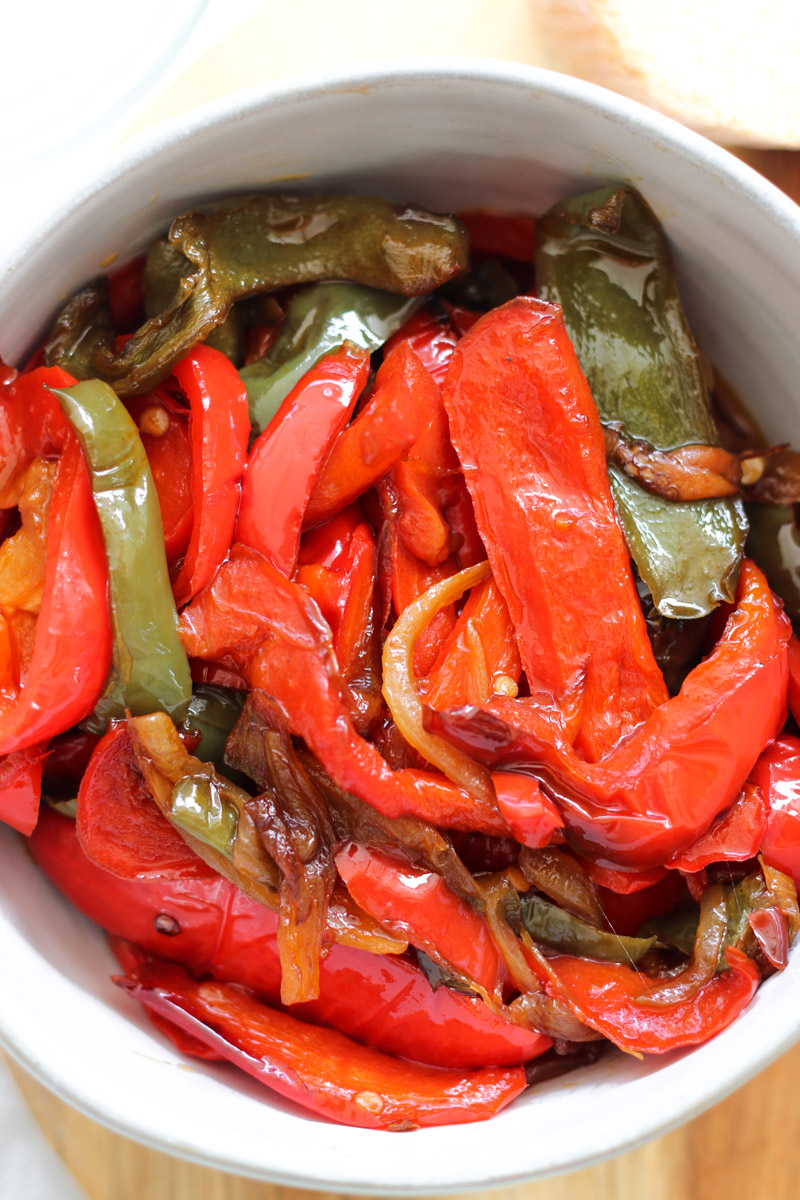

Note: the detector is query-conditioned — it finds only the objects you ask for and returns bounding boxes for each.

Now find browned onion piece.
[382,560,495,804]
[518,846,604,927]
[604,423,742,501]
[635,883,727,1008]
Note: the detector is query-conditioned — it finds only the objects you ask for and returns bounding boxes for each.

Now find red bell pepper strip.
[0,744,47,835]
[0,366,74,507]
[335,842,503,997]
[668,782,768,873]
[179,544,529,834]
[575,857,668,895]
[383,308,459,385]
[750,735,800,887]
[430,559,790,868]
[237,345,369,575]
[787,634,800,725]
[457,210,536,261]
[77,723,216,881]
[170,347,251,608]
[297,506,381,734]
[30,808,549,1069]
[489,773,564,849]
[304,343,425,529]
[543,946,759,1055]
[380,312,465,568]
[0,435,112,757]
[126,390,194,564]
[423,576,521,708]
[595,872,686,938]
[380,519,459,678]
[116,959,527,1130]
[441,297,668,761]
[748,909,789,970]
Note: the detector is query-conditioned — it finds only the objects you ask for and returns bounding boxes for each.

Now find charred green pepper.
[520,893,656,964]
[52,380,192,729]
[536,184,747,618]
[241,281,423,435]
[45,194,468,397]
[183,684,246,775]
[143,238,243,363]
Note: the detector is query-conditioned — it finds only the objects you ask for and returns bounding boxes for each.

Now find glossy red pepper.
[668,782,768,873]
[170,347,251,607]
[297,506,381,734]
[77,723,216,880]
[423,576,521,708]
[595,872,686,938]
[750,735,800,887]
[380,522,458,678]
[126,390,194,563]
[430,560,789,868]
[335,842,503,997]
[787,634,800,725]
[383,308,459,385]
[442,297,668,761]
[179,544,532,835]
[29,808,549,1069]
[0,744,47,835]
[0,435,112,758]
[117,959,527,1130]
[237,345,369,575]
[543,946,759,1054]
[457,210,536,261]
[0,366,74,506]
[304,343,425,529]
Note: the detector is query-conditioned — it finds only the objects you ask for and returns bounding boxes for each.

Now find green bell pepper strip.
[536,184,747,618]
[52,381,192,729]
[519,893,656,965]
[143,237,243,363]
[183,684,245,773]
[45,194,467,398]
[240,281,424,435]
[746,503,800,626]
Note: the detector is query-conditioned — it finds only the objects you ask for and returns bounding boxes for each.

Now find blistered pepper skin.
[46,196,467,398]
[536,185,747,619]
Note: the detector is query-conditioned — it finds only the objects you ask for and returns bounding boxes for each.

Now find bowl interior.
[2,62,800,1193]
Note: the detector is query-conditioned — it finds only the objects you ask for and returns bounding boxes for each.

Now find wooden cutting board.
[5,142,799,1200]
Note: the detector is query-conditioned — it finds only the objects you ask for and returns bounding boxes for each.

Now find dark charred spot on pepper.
[155,912,181,936]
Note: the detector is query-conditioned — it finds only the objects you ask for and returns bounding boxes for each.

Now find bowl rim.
[4,55,800,1193]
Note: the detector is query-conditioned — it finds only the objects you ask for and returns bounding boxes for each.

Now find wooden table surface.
[5,41,800,1196]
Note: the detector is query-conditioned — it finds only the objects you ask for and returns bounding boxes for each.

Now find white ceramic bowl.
[2,59,800,1194]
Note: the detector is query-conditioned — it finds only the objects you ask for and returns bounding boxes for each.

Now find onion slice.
[382,560,494,805]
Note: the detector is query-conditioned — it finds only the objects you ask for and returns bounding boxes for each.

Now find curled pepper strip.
[179,544,536,835]
[429,560,790,869]
[0,745,48,836]
[542,946,759,1055]
[441,296,668,761]
[303,343,427,530]
[30,807,548,1069]
[0,435,112,757]
[170,346,251,607]
[335,842,504,1000]
[237,345,369,575]
[116,959,527,1130]
[382,560,494,803]
[45,195,469,397]
[668,782,768,873]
